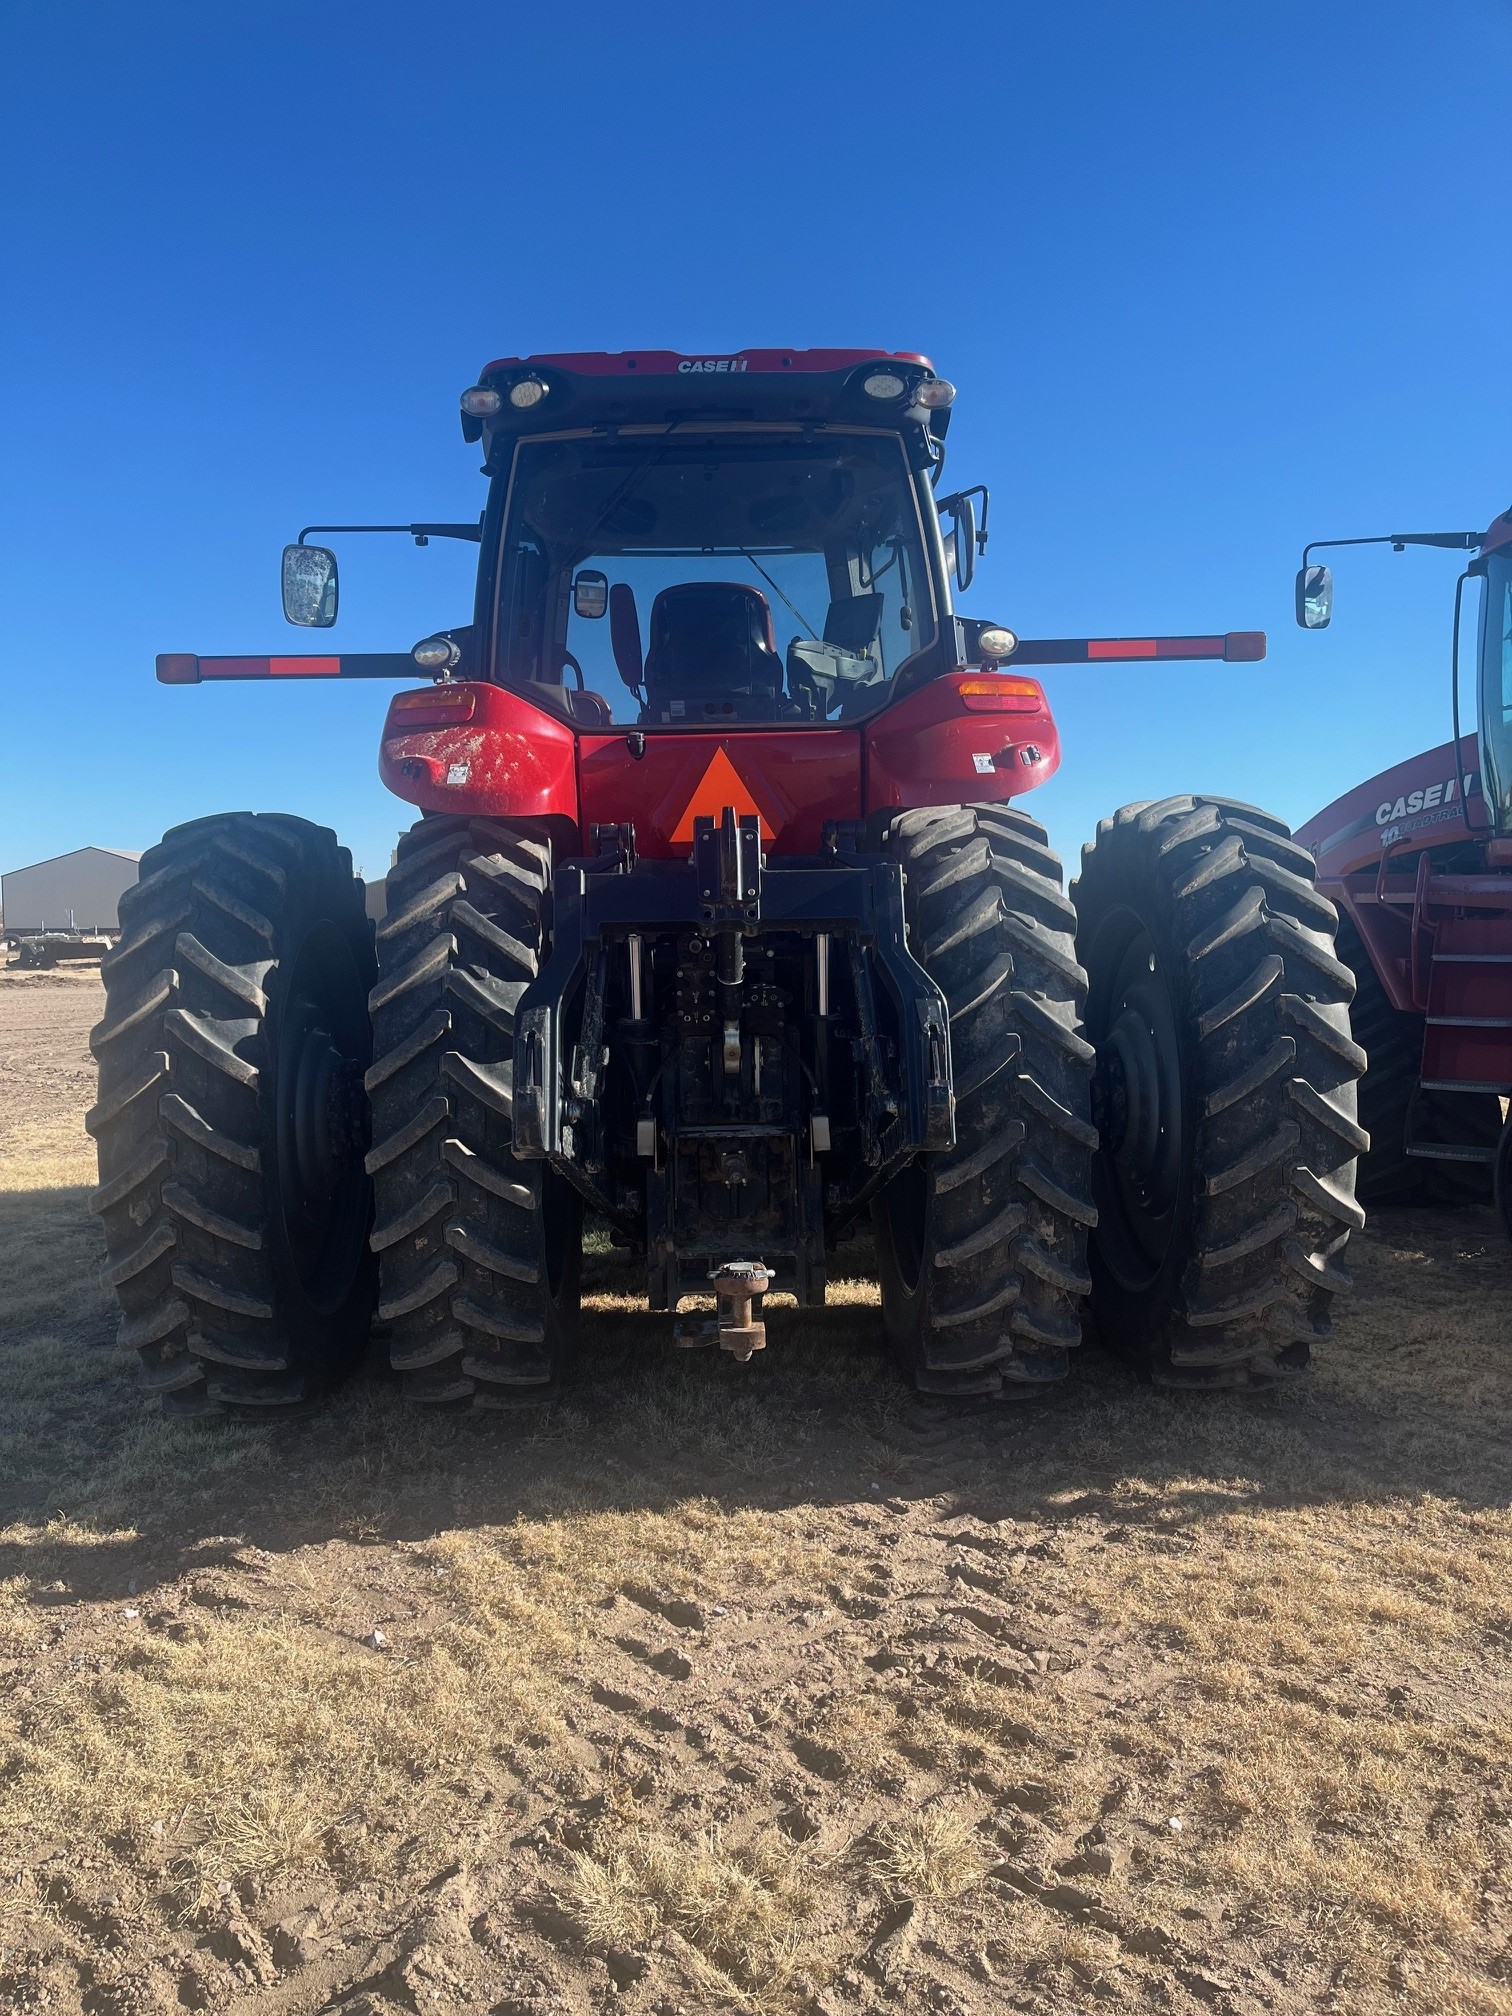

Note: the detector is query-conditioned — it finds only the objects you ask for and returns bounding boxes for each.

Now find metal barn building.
[1,847,142,937]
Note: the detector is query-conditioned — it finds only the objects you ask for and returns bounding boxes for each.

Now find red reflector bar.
[156,651,426,685]
[1010,631,1267,666]
[1087,638,1159,659]
[198,655,342,679]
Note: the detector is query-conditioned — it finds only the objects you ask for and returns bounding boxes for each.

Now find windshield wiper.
[738,548,818,639]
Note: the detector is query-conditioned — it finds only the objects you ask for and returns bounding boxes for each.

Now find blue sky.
[2,0,1509,888]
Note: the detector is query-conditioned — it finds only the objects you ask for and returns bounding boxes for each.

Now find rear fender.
[379,682,580,826]
[866,670,1059,814]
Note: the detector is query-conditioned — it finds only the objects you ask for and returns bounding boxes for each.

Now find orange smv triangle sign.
[669,746,780,845]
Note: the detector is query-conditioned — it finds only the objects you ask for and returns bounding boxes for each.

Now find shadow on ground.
[4,1185,1510,1607]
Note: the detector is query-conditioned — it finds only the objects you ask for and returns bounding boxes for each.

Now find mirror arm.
[297,521,484,548]
[1301,530,1478,567]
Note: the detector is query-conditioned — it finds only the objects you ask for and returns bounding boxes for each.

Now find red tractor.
[90,350,1363,1414]
[1294,506,1512,1233]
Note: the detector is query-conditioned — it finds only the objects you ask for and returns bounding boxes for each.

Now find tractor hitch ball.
[712,1261,773,1360]
[672,1261,773,1360]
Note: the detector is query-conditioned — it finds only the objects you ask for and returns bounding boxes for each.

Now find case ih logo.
[677,357,749,374]
[1375,767,1480,848]
[1375,770,1478,827]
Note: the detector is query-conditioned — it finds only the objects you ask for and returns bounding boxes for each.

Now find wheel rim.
[883,1159,929,1297]
[275,921,371,1313]
[1089,912,1185,1292]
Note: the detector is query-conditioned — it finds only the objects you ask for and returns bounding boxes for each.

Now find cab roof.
[479,347,934,378]
[464,349,951,463]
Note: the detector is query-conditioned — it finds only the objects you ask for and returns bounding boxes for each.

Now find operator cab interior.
[492,429,938,727]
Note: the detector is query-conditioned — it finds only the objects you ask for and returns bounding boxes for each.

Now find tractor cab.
[466,350,981,733]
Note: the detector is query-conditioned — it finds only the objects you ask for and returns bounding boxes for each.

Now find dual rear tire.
[875,796,1365,1392]
[90,811,579,1414]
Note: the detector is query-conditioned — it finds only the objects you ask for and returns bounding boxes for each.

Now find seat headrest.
[645,582,780,694]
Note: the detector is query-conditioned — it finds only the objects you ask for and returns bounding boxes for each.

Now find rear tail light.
[913,378,956,409]
[957,676,1044,713]
[387,685,478,729]
[460,386,502,417]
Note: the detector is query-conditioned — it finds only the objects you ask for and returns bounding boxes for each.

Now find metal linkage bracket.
[694,806,762,930]
[512,848,954,1211]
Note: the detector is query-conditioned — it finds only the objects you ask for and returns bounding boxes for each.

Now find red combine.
[1295,507,1512,1231]
[89,349,1363,1414]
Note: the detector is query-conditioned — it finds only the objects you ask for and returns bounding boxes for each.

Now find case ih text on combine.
[89,350,1365,1415]
[1295,505,1512,1233]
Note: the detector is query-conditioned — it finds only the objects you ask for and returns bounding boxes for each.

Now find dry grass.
[868,1804,990,1901]
[562,1809,819,2005]
[3,970,1512,2014]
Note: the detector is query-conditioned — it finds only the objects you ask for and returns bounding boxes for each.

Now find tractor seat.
[642,583,784,721]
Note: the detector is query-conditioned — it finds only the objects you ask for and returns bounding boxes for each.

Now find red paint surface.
[382,671,1062,855]
[866,672,1059,815]
[379,683,579,822]
[580,729,861,857]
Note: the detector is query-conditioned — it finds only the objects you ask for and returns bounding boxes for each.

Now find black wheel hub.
[1089,922,1185,1288]
[275,924,371,1312]
[289,1020,366,1202]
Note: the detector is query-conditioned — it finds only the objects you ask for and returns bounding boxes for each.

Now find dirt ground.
[2,966,1511,2016]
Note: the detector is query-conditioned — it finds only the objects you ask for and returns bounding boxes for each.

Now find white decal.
[972,752,995,774]
[446,762,470,786]
[1375,771,1476,825]
[677,357,749,374]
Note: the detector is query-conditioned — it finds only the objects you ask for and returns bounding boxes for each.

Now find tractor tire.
[1335,914,1499,1207]
[366,815,581,1406]
[88,813,377,1413]
[1073,796,1365,1385]
[874,804,1097,1396]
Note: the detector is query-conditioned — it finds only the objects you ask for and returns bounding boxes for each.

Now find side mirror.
[282,544,338,627]
[949,496,976,593]
[1296,563,1332,630]
[573,569,609,619]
